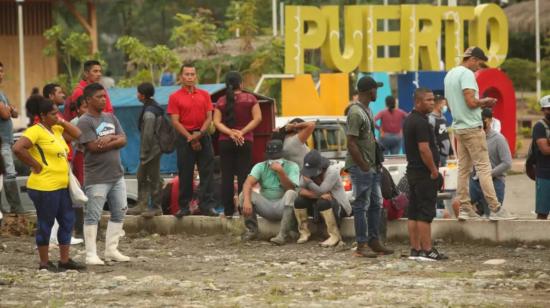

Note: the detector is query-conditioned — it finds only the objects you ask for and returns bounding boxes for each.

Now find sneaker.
[38,261,58,272]
[458,206,481,221]
[489,207,517,221]
[408,248,420,260]
[418,248,448,261]
[58,258,87,272]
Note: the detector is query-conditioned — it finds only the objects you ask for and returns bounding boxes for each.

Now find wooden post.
[62,0,98,54]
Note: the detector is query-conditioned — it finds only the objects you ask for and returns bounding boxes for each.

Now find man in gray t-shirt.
[77,83,130,266]
[78,112,124,186]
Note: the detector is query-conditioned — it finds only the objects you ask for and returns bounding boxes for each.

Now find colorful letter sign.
[284,4,508,74]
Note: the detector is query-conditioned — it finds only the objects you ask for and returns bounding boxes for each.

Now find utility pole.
[16,0,27,126]
[535,0,541,101]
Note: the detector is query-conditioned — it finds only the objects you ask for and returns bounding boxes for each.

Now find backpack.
[380,166,398,200]
[155,114,177,154]
[526,119,550,181]
[144,104,177,154]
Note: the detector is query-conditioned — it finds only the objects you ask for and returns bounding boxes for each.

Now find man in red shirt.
[64,60,113,121]
[167,63,218,217]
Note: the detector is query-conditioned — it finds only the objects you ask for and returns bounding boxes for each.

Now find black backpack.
[145,104,177,154]
[380,166,398,200]
[156,114,177,154]
[526,119,550,181]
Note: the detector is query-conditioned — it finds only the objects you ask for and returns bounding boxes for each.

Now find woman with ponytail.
[214,71,262,218]
[13,95,85,272]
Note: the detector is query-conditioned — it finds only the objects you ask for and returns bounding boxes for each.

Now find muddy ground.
[1,224,550,307]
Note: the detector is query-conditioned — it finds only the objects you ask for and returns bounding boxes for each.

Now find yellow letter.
[360,5,402,73]
[400,5,442,71]
[469,4,508,68]
[441,7,475,70]
[284,6,327,74]
[281,73,349,116]
[320,6,363,73]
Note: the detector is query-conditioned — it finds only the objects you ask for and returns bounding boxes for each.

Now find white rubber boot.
[104,221,130,262]
[84,224,105,265]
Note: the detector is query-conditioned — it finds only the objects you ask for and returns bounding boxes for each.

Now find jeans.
[84,177,127,225]
[0,142,23,213]
[349,166,382,243]
[176,134,216,212]
[455,128,500,212]
[28,188,74,246]
[469,177,505,217]
[380,133,402,155]
[219,140,252,216]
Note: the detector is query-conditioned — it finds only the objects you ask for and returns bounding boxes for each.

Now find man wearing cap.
[532,96,550,219]
[239,140,300,244]
[294,150,352,247]
[469,108,512,217]
[345,76,393,257]
[444,47,515,221]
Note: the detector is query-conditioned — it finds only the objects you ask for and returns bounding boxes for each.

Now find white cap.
[541,95,550,108]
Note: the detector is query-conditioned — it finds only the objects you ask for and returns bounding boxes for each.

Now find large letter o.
[475,68,516,156]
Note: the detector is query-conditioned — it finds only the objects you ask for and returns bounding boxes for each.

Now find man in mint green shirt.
[444,47,515,221]
[239,140,299,245]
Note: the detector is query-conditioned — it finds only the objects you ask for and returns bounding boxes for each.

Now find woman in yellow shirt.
[13,96,84,272]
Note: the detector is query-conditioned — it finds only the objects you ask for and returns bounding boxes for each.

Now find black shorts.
[406,170,440,223]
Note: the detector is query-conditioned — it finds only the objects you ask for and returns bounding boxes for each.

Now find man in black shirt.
[403,88,447,261]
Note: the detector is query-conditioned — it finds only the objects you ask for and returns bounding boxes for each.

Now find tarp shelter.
[109,84,277,175]
[109,84,224,174]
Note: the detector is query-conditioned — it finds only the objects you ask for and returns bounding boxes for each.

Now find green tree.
[226,0,259,51]
[501,58,536,97]
[171,8,218,52]
[43,25,97,91]
[115,36,180,87]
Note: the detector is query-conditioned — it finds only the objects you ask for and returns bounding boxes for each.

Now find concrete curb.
[121,216,550,244]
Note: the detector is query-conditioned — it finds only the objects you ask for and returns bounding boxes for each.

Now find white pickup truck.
[276,116,458,201]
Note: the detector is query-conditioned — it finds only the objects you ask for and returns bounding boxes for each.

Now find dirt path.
[1,233,549,307]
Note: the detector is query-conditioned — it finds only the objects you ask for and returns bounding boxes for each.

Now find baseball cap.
[463,47,488,61]
[357,76,383,93]
[302,150,330,178]
[265,139,284,160]
[540,95,550,108]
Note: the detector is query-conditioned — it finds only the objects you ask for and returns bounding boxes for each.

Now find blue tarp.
[109,84,225,174]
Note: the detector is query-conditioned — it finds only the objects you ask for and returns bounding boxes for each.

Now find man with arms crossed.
[78,83,129,265]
